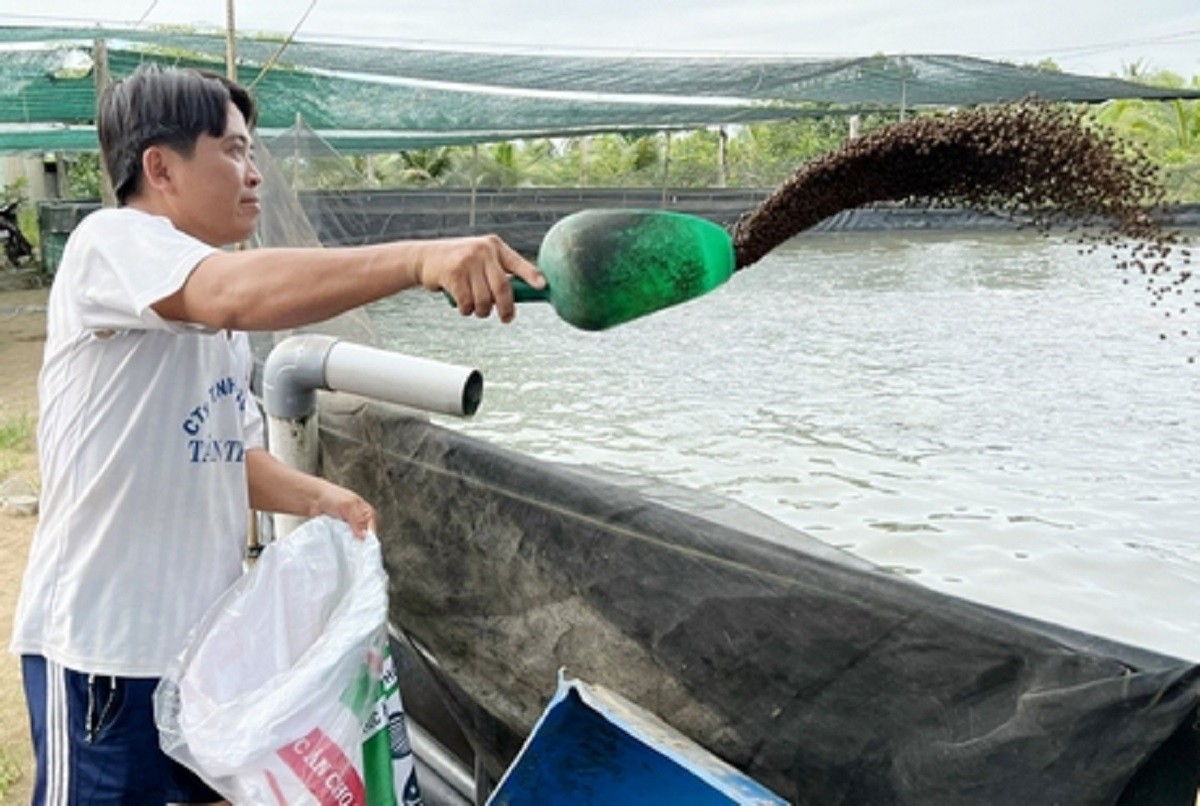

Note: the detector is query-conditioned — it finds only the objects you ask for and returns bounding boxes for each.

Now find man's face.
[163,102,262,247]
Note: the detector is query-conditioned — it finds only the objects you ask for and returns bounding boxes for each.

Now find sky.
[2,1,1199,80]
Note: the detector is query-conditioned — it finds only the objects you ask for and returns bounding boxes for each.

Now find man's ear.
[141,145,175,194]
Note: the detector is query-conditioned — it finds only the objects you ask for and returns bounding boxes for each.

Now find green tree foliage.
[518,139,577,186]
[2,177,28,206]
[374,148,455,185]
[666,129,722,187]
[480,142,521,187]
[1091,70,1200,202]
[724,112,898,187]
[42,96,1200,202]
[330,92,1198,203]
[573,133,664,186]
[66,153,103,199]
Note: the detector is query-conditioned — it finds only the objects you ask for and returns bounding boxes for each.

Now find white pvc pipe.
[262,334,483,421]
[324,340,482,418]
[267,412,319,538]
[262,334,483,537]
[260,335,485,800]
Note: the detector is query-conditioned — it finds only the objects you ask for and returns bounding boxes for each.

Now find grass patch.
[0,744,21,800]
[0,414,35,478]
[0,414,34,452]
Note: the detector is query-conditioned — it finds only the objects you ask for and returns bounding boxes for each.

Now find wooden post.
[224,0,266,558]
[660,131,672,208]
[225,0,238,81]
[578,136,588,188]
[93,39,117,207]
[717,127,728,189]
[469,144,479,230]
[293,112,302,188]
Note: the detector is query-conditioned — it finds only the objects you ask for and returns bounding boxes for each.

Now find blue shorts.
[20,655,223,805]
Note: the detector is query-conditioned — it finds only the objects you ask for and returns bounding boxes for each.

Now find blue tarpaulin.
[488,676,787,805]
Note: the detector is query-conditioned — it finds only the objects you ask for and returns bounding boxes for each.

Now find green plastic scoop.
[449,209,736,331]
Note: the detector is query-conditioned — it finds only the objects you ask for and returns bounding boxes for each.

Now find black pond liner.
[316,396,1200,806]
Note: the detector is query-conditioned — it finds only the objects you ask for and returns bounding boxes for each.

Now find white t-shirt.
[11,207,265,677]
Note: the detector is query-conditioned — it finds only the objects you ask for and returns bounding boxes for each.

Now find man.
[10,64,544,804]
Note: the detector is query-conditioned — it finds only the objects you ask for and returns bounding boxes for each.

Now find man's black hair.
[97,64,258,205]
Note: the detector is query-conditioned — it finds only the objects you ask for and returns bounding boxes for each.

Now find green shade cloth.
[2,25,1197,153]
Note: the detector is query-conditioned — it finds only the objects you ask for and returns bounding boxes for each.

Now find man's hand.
[312,480,377,539]
[247,448,377,538]
[416,235,545,323]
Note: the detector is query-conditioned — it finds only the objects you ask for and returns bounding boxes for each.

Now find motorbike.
[0,200,34,268]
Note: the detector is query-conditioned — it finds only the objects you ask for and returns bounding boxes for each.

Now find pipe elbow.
[263,335,484,420]
[262,334,338,419]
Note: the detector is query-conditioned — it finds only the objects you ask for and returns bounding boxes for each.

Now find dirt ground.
[0,286,45,802]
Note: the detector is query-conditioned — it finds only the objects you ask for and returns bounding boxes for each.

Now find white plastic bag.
[155,515,420,805]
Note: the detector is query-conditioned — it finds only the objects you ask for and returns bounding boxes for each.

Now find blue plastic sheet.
[488,676,786,805]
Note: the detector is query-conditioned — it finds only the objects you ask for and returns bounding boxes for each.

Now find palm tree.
[379,148,455,186]
[1092,71,1200,201]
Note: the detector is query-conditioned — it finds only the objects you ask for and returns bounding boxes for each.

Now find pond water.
[368,229,1200,662]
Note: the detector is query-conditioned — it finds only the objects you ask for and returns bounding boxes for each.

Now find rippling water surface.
[368,230,1200,662]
